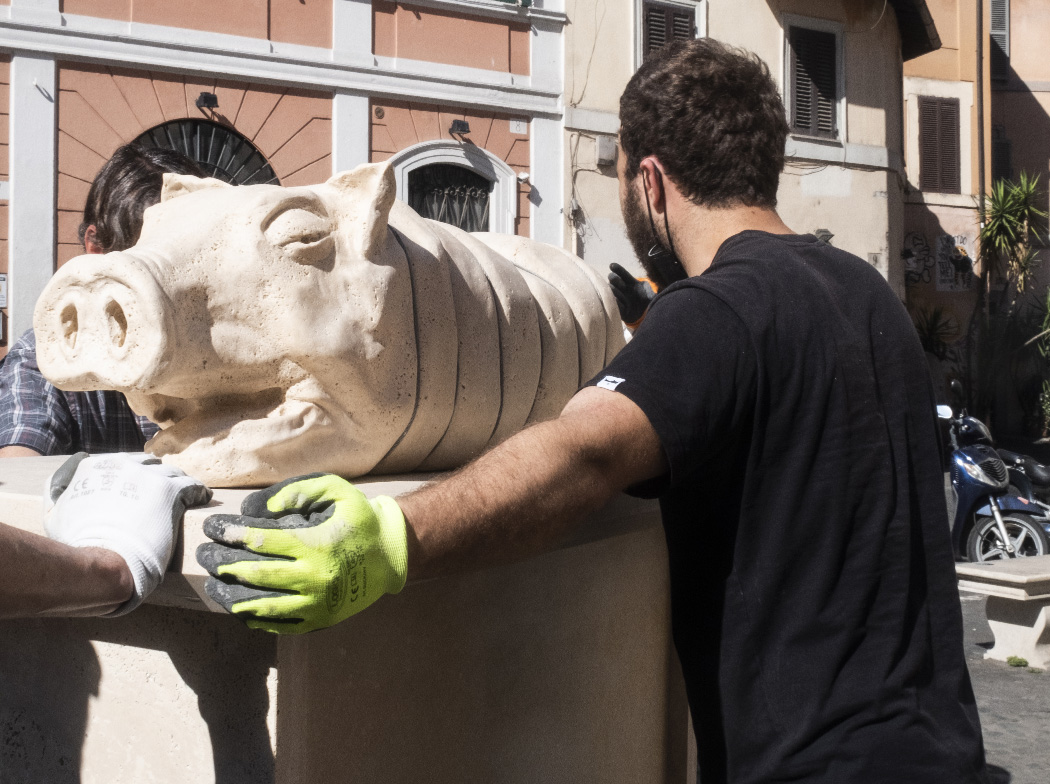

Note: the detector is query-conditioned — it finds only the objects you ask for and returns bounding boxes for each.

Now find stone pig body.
[33,163,624,487]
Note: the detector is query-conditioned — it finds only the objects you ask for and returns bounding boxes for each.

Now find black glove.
[608,263,656,326]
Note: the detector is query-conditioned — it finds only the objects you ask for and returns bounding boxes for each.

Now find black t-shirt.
[588,232,987,783]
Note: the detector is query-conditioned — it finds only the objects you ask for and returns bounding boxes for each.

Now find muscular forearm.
[0,523,133,618]
[398,387,666,581]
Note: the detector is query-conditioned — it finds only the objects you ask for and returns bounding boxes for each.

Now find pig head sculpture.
[33,162,625,487]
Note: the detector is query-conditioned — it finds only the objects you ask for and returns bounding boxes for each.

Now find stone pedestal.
[0,456,694,783]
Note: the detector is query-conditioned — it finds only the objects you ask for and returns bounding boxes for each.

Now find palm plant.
[967,172,1049,426]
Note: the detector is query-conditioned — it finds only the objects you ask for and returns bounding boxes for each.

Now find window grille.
[642,2,696,61]
[918,96,961,194]
[408,164,493,233]
[991,0,1010,81]
[788,26,838,139]
[134,119,279,185]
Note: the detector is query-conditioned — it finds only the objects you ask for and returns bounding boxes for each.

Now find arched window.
[133,119,279,185]
[408,164,492,233]
[389,141,518,234]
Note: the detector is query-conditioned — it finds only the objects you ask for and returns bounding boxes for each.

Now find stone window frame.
[633,0,707,70]
[782,14,846,145]
[388,140,518,234]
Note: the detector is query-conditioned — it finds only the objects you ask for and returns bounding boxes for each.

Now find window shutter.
[918,96,961,194]
[990,0,1010,81]
[789,27,837,138]
[643,2,695,61]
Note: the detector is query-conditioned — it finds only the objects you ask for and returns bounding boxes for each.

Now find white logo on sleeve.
[597,375,625,391]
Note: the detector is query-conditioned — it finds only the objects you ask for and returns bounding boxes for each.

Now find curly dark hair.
[79,143,206,252]
[619,38,789,209]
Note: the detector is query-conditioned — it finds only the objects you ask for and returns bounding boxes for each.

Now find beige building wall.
[562,0,634,275]
[563,0,907,294]
[900,0,987,396]
[993,0,1050,200]
[55,63,332,266]
[58,0,333,47]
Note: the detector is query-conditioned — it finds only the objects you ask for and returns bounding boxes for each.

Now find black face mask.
[643,171,687,288]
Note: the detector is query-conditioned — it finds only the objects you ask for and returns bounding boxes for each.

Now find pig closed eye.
[265,208,335,266]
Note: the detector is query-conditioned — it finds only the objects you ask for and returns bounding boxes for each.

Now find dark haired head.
[619,39,789,209]
[78,144,207,253]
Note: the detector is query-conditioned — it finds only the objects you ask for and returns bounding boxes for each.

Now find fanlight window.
[133,119,279,185]
[408,164,493,233]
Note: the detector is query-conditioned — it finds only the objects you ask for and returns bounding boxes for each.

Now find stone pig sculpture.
[33,162,625,487]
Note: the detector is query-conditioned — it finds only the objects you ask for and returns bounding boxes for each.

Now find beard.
[622,184,657,272]
[621,185,685,289]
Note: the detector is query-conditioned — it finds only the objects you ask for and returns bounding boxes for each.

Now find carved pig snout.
[34,252,174,392]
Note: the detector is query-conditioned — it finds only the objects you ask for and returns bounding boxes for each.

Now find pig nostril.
[60,304,78,350]
[105,299,128,349]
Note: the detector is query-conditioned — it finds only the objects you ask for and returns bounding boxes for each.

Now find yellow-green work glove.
[196,473,408,634]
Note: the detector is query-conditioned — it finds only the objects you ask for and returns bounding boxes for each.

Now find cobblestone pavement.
[961,590,1050,784]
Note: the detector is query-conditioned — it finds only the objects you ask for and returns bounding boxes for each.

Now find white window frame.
[634,0,708,70]
[903,76,974,199]
[388,140,518,234]
[781,14,846,144]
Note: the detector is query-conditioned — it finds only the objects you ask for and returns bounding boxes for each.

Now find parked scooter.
[939,393,1050,561]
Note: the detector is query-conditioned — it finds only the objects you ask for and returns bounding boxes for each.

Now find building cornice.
[385,0,568,26]
[0,10,564,117]
[888,0,941,61]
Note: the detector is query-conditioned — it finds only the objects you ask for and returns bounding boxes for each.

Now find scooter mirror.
[936,404,953,420]
[950,379,965,399]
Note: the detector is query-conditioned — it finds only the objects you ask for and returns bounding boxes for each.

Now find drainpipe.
[977,0,986,224]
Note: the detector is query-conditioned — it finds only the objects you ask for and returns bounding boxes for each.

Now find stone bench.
[956,556,1050,669]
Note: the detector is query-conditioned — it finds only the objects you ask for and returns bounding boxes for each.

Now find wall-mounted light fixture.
[814,228,834,245]
[449,119,470,135]
[196,91,219,111]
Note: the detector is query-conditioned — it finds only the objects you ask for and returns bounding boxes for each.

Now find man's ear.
[638,158,666,213]
[326,163,396,258]
[161,173,232,203]
[83,225,104,255]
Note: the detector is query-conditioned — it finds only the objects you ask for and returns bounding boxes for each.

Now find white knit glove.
[44,452,212,616]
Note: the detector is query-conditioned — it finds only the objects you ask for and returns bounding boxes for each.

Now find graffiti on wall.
[903,231,975,292]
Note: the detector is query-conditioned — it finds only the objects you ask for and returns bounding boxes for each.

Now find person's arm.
[0,445,43,457]
[40,452,213,617]
[0,522,133,618]
[399,386,666,581]
[196,387,667,633]
[0,330,74,457]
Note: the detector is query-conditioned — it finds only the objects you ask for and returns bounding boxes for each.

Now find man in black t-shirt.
[198,39,989,783]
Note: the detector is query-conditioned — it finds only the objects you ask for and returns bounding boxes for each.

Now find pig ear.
[326,163,396,257]
[161,173,232,203]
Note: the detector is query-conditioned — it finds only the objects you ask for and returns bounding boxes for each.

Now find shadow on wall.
[992,63,1050,221]
[901,200,980,401]
[0,606,276,784]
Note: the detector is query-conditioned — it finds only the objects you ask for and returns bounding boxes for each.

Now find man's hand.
[196,474,409,634]
[44,452,212,615]
[608,262,656,327]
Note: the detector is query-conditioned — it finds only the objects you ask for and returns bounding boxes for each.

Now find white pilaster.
[9,54,57,341]
[9,0,60,26]
[531,18,564,96]
[332,92,371,174]
[333,0,373,65]
[530,116,565,247]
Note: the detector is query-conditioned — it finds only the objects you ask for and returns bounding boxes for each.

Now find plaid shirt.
[0,330,159,455]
